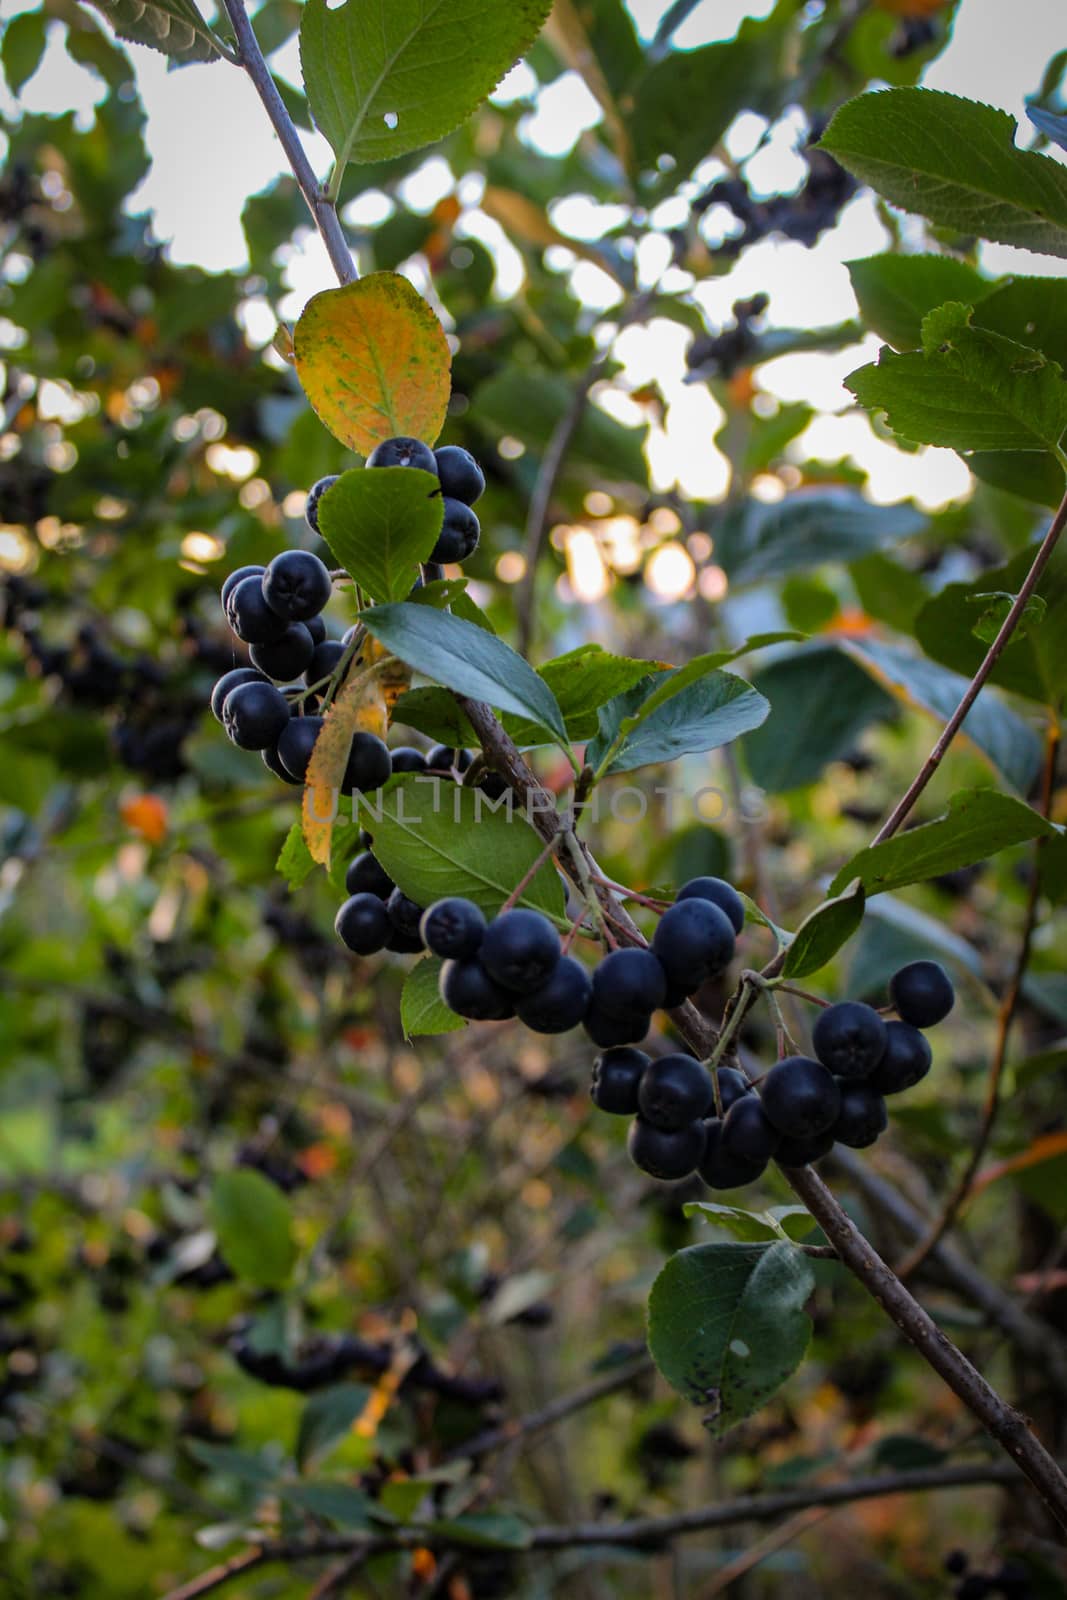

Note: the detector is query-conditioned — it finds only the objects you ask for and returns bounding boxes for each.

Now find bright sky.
[3,0,1066,513]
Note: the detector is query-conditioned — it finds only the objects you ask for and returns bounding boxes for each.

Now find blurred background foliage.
[1,0,1066,1595]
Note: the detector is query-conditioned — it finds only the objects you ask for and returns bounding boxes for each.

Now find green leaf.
[782,880,866,980]
[280,1483,377,1528]
[299,0,552,173]
[422,1513,532,1551]
[587,670,769,778]
[845,637,1043,793]
[505,645,660,747]
[684,1203,815,1244]
[871,1435,947,1471]
[743,645,897,794]
[209,1169,298,1289]
[850,551,928,634]
[968,591,1047,647]
[295,1384,373,1470]
[847,304,1067,453]
[391,686,479,749]
[966,449,1067,509]
[821,87,1067,258]
[401,957,466,1038]
[360,775,565,921]
[973,275,1067,368]
[2,8,48,94]
[647,1242,814,1434]
[846,253,995,350]
[361,603,569,750]
[77,0,226,62]
[186,1441,278,1485]
[276,820,317,890]
[715,490,926,587]
[829,788,1058,897]
[915,540,1067,706]
[317,467,443,603]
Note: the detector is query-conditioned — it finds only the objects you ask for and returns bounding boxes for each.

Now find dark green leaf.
[715,490,926,587]
[276,821,318,890]
[968,591,1047,647]
[847,253,994,350]
[850,551,928,633]
[871,1435,947,1471]
[2,8,48,94]
[782,879,866,979]
[391,686,479,749]
[685,1203,815,1244]
[209,1169,297,1289]
[743,645,897,794]
[504,645,659,747]
[973,275,1067,368]
[587,670,769,777]
[296,1384,373,1470]
[280,1483,376,1528]
[318,467,443,603]
[401,957,466,1038]
[76,0,226,62]
[967,448,1067,508]
[186,1441,278,1485]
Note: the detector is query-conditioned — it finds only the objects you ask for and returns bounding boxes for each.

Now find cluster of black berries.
[591,959,955,1185]
[694,128,857,260]
[944,1550,1033,1600]
[685,293,770,382]
[306,437,485,565]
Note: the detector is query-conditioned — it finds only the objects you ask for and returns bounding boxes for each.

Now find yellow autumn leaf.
[302,661,389,865]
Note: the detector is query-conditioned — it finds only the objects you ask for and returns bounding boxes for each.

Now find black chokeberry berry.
[343,732,392,792]
[345,851,394,899]
[713,1066,752,1113]
[699,1119,768,1189]
[591,1047,648,1114]
[652,898,735,995]
[250,622,315,682]
[389,746,427,773]
[434,445,485,505]
[211,667,264,722]
[335,893,390,954]
[831,1080,888,1148]
[305,475,340,533]
[760,1056,841,1139]
[227,575,288,645]
[222,681,290,751]
[426,744,471,773]
[430,498,480,564]
[638,1054,714,1131]
[944,1552,969,1577]
[306,613,327,646]
[775,1128,835,1168]
[421,897,487,960]
[516,955,592,1033]
[676,876,745,935]
[386,888,424,944]
[276,715,323,781]
[220,564,264,608]
[307,639,346,682]
[262,549,332,623]
[591,948,667,1018]
[812,1001,887,1080]
[480,909,560,991]
[628,1117,707,1181]
[440,958,515,1020]
[868,1020,932,1094]
[889,960,955,1028]
[721,1094,781,1161]
[583,1005,651,1048]
[386,927,425,954]
[262,742,302,785]
[367,436,438,473]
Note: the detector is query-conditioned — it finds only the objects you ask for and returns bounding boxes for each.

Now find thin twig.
[160,1547,264,1600]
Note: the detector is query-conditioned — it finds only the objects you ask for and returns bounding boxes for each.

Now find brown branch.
[160,1547,265,1600]
[895,715,1061,1281]
[871,483,1067,844]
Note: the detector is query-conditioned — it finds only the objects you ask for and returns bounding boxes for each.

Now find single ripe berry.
[335,893,390,954]
[776,1128,835,1168]
[305,475,340,534]
[699,1119,768,1190]
[440,958,515,1020]
[760,1056,841,1139]
[276,715,323,780]
[345,851,394,899]
[421,897,486,960]
[426,744,472,773]
[306,614,327,646]
[307,639,346,682]
[366,436,438,474]
[628,1118,706,1181]
[386,888,424,944]
[652,898,735,995]
[812,1001,887,1080]
[590,1047,648,1114]
[638,1053,714,1131]
[386,926,424,954]
[211,667,264,722]
[222,681,290,750]
[944,1552,969,1577]
[868,1020,932,1095]
[516,956,592,1033]
[676,876,745,935]
[721,1094,781,1161]
[262,742,302,785]
[889,960,955,1029]
[262,550,332,623]
[434,445,485,504]
[583,1006,651,1048]
[227,575,288,645]
[480,909,560,991]
[714,1066,752,1113]
[430,498,480,564]
[220,564,264,608]
[250,622,315,682]
[591,948,667,1018]
[389,746,427,774]
[832,1081,888,1148]
[343,732,392,792]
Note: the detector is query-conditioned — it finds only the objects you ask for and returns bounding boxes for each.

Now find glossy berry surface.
[420,897,486,960]
[386,888,424,942]
[305,613,327,646]
[343,732,392,793]
[262,550,332,622]
[226,575,288,645]
[480,909,560,992]
[211,667,264,723]
[628,1117,706,1181]
[434,445,485,504]
[890,960,955,1029]
[812,1001,887,1080]
[334,893,390,954]
[262,742,302,786]
[389,746,427,774]
[699,1119,768,1189]
[652,898,735,995]
[676,876,745,935]
[583,1005,650,1048]
[430,498,480,564]
[713,1066,752,1113]
[305,474,339,533]
[721,1095,781,1161]
[250,622,315,682]
[591,948,667,1018]
[276,715,323,780]
[776,1128,835,1167]
[868,1020,932,1094]
[590,1047,648,1114]
[638,1053,713,1131]
[832,1081,888,1148]
[426,744,471,773]
[366,436,437,473]
[760,1056,841,1139]
[386,926,425,954]
[440,958,515,1020]
[345,851,393,900]
[516,956,592,1033]
[222,681,290,751]
[307,639,346,682]
[220,565,264,608]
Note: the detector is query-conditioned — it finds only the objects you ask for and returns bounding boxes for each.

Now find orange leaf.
[294,273,451,455]
[302,663,388,865]
[972,1130,1067,1196]
[120,793,168,845]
